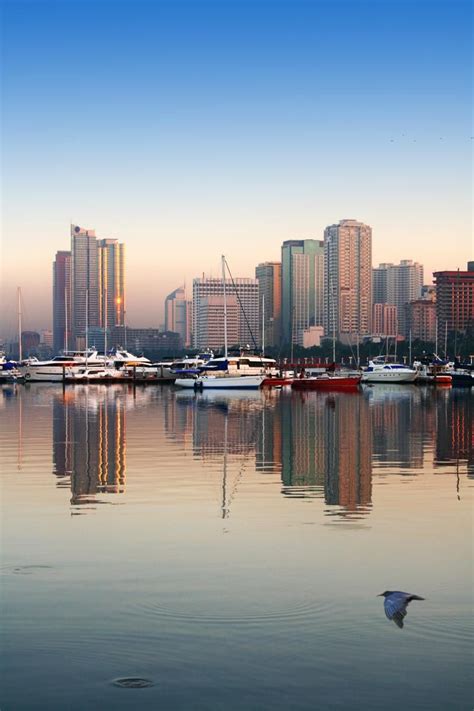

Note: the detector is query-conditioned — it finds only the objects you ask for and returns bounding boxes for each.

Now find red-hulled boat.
[262,376,294,387]
[291,372,361,392]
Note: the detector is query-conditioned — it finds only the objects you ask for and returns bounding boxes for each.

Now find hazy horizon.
[1,0,472,335]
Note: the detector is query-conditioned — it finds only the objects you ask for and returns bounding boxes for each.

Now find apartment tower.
[324,219,372,341]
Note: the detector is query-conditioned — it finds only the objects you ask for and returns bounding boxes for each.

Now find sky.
[1,0,472,333]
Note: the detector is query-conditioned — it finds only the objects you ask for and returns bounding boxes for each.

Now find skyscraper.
[324,219,372,341]
[98,239,125,331]
[192,276,259,350]
[69,225,125,349]
[164,286,192,347]
[52,250,71,353]
[281,240,324,346]
[71,225,100,347]
[255,262,282,349]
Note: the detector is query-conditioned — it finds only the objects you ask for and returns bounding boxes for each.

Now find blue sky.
[1,0,472,330]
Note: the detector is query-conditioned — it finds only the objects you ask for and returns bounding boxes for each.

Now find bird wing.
[384,595,408,628]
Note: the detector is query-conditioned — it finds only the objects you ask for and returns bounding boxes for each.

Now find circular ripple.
[1,565,53,576]
[112,677,154,689]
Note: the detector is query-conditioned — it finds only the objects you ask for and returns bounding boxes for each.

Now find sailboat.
[175,256,271,390]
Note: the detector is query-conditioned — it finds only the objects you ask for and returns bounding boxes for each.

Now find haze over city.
[1,0,471,334]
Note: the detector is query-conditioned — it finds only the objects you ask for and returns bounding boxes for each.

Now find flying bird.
[378,590,425,629]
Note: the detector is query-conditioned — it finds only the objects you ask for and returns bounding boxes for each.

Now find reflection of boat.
[65,368,128,383]
[292,372,361,391]
[361,360,417,384]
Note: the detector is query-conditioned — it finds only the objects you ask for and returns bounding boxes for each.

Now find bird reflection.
[378,590,425,628]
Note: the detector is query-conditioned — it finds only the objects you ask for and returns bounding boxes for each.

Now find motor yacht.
[19,350,106,382]
[361,360,417,384]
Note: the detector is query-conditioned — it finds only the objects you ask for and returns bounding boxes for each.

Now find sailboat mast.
[17,287,22,361]
[64,287,68,352]
[221,255,228,359]
[262,293,265,356]
[85,289,89,366]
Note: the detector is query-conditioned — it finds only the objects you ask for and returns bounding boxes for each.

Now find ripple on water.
[1,565,54,576]
[130,594,339,627]
[112,677,154,689]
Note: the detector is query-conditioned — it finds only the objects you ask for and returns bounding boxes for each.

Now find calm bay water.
[1,383,473,710]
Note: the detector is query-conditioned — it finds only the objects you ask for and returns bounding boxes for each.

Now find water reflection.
[37,382,473,517]
[53,386,126,505]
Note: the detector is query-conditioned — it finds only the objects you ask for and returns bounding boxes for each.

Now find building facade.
[372,303,398,337]
[98,239,125,332]
[405,299,437,342]
[69,225,125,349]
[281,240,324,346]
[255,262,282,349]
[433,266,474,342]
[192,277,259,350]
[53,250,72,353]
[324,220,372,341]
[164,287,192,347]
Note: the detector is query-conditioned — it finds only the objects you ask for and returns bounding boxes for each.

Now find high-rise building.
[52,250,72,353]
[434,266,474,343]
[69,225,125,349]
[164,287,192,347]
[71,225,100,346]
[324,220,372,341]
[372,263,393,304]
[98,239,125,332]
[192,276,259,350]
[386,260,423,336]
[255,262,282,349]
[281,240,324,345]
[197,295,239,350]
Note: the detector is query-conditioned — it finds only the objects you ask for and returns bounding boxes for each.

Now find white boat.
[361,360,418,384]
[177,374,265,390]
[19,350,106,382]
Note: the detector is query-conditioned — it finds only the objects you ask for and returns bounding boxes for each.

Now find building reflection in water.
[53,386,126,505]
[435,388,474,478]
[274,392,373,518]
[48,382,473,516]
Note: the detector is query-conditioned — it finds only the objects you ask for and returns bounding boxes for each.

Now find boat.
[292,371,361,392]
[19,350,107,382]
[361,359,417,384]
[413,360,452,385]
[447,367,474,387]
[261,374,294,387]
[192,374,265,390]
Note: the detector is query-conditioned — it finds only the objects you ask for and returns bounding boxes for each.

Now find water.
[0,383,472,710]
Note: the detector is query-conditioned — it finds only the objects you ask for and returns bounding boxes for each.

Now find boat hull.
[292,376,361,391]
[195,375,264,389]
[262,377,294,387]
[361,372,417,383]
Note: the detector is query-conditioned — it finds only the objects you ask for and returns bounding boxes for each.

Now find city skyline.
[1,0,471,333]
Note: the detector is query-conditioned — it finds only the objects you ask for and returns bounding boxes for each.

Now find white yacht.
[19,350,106,382]
[361,360,418,384]
[174,354,277,389]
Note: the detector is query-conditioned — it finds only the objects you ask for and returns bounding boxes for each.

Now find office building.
[192,277,259,350]
[255,262,282,349]
[53,250,72,353]
[164,287,192,347]
[281,240,324,346]
[386,260,423,336]
[433,266,474,341]
[197,295,239,350]
[324,219,372,341]
[372,263,392,304]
